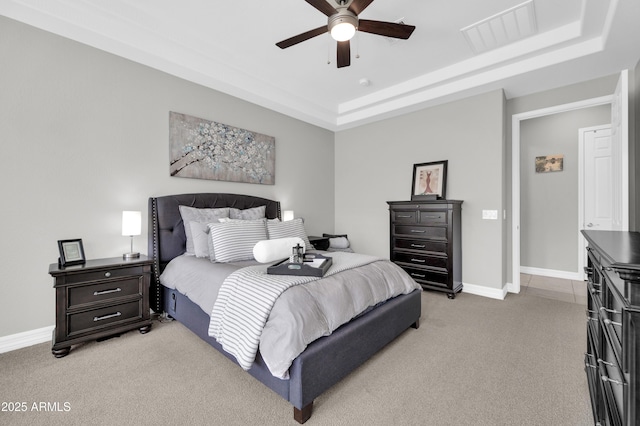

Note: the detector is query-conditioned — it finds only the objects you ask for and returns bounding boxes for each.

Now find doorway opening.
[511,71,629,294]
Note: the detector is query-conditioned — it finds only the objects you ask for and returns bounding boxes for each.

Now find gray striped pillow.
[267,218,312,250]
[208,219,267,262]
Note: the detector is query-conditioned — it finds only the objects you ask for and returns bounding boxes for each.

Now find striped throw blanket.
[208,252,380,371]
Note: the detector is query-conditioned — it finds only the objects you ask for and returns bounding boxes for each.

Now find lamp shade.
[122,211,142,236]
[283,210,295,221]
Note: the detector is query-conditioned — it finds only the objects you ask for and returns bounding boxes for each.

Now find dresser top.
[387,199,463,206]
[582,230,640,271]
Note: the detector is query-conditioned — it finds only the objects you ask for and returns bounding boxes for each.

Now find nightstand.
[308,236,330,251]
[48,255,153,358]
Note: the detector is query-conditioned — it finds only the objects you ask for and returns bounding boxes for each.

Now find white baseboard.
[520,266,581,281]
[0,326,54,354]
[462,282,507,300]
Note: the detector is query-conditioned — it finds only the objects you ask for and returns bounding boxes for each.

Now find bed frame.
[148,193,421,423]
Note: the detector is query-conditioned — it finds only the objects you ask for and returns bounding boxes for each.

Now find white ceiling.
[2,0,639,131]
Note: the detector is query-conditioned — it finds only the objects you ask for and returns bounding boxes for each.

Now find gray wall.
[0,17,335,338]
[520,106,611,272]
[335,90,506,291]
[505,74,621,282]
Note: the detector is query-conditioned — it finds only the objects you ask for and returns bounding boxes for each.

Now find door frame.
[510,95,615,293]
[578,124,612,280]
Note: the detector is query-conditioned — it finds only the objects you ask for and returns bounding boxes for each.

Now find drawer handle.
[603,318,622,327]
[411,273,426,278]
[601,266,612,272]
[93,312,122,322]
[94,288,122,296]
[601,375,624,386]
[104,272,112,278]
[411,258,426,263]
[585,362,597,369]
[410,230,426,233]
[410,244,426,248]
[597,358,615,367]
[599,307,620,315]
[397,215,412,218]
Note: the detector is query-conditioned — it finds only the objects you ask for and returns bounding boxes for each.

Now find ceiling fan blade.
[276,26,328,49]
[348,0,375,15]
[305,0,338,16]
[358,19,415,39]
[337,40,351,68]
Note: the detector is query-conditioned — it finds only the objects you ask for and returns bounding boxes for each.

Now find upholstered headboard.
[147,193,281,312]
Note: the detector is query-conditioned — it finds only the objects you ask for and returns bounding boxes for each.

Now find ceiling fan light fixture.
[328,10,358,41]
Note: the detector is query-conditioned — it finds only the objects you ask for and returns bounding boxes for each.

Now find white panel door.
[584,128,613,231]
[610,70,629,230]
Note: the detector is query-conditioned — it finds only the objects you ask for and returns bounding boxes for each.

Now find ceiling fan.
[276,0,416,68]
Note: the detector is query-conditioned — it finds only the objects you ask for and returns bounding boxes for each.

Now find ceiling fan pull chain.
[355,29,360,59]
[327,33,332,64]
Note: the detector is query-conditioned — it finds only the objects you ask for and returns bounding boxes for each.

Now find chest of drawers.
[388,200,463,298]
[48,256,153,357]
[582,230,640,425]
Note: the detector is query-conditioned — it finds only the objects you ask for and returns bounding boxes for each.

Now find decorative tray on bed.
[267,253,332,277]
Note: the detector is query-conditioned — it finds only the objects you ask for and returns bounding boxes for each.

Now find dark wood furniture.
[582,230,640,425]
[388,200,463,299]
[308,235,330,250]
[49,256,153,358]
[149,193,421,423]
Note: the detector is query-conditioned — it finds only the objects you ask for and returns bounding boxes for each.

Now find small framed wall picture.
[57,239,86,267]
[411,160,448,200]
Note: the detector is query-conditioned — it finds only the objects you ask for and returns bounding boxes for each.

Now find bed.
[148,193,422,423]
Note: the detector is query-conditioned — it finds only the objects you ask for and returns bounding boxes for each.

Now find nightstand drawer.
[393,252,447,269]
[68,276,143,308]
[394,238,447,253]
[68,300,142,336]
[395,225,446,239]
[60,265,146,285]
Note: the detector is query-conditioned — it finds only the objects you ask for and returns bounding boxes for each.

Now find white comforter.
[160,252,421,379]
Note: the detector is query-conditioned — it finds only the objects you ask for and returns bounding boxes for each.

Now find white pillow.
[267,218,312,249]
[329,236,350,249]
[253,237,305,263]
[179,206,230,255]
[208,219,267,262]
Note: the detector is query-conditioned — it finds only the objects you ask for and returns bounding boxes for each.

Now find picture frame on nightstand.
[57,238,86,267]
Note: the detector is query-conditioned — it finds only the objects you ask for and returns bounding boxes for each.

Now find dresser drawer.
[418,211,447,224]
[394,225,446,239]
[394,238,447,253]
[393,252,447,270]
[392,210,418,223]
[67,300,142,337]
[401,266,448,288]
[60,265,147,285]
[67,276,143,309]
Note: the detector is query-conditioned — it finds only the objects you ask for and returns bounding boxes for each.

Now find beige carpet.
[0,291,592,425]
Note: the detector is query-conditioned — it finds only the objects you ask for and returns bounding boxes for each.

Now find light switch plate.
[482,210,498,220]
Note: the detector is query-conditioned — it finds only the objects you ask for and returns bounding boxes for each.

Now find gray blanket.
[160,253,421,379]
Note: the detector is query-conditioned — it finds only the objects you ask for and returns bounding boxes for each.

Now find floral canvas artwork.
[169,112,275,185]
